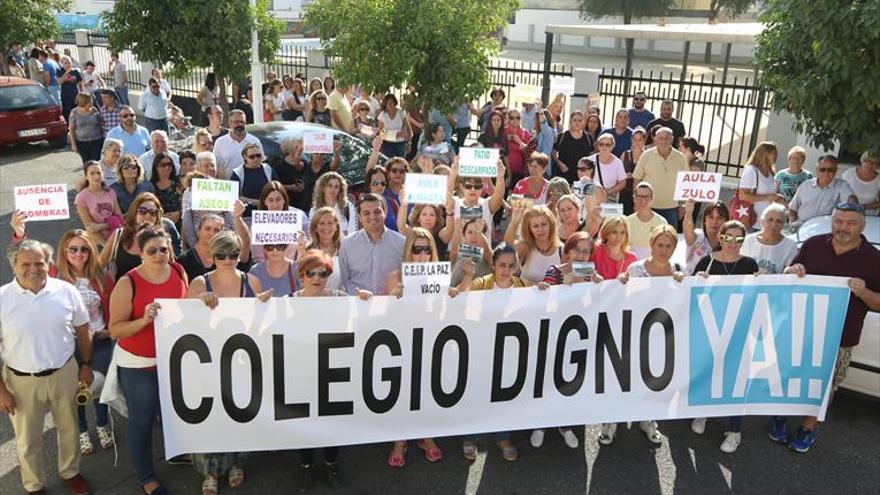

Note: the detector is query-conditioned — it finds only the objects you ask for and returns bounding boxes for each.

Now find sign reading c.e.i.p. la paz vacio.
[191,178,238,211]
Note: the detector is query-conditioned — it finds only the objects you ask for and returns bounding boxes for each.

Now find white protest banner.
[190,178,238,211]
[674,171,723,202]
[14,183,69,221]
[153,275,849,457]
[459,147,500,177]
[402,262,451,298]
[404,173,447,205]
[303,130,334,154]
[550,76,576,96]
[250,210,303,245]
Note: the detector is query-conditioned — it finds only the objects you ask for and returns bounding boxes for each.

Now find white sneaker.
[530,429,545,448]
[639,420,665,444]
[720,431,741,453]
[79,432,94,455]
[598,423,617,445]
[691,417,707,435]
[559,428,579,449]
[96,425,114,449]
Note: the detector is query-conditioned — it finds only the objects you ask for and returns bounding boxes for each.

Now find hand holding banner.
[459,148,500,177]
[14,183,69,221]
[674,171,723,202]
[404,173,447,205]
[191,178,238,212]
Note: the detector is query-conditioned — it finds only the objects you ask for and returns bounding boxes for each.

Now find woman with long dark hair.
[149,152,181,225]
[198,73,220,126]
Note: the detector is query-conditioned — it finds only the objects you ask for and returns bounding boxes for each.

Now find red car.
[0,76,68,147]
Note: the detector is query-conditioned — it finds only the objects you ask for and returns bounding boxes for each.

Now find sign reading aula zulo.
[153,275,849,457]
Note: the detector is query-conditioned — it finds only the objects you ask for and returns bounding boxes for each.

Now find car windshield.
[0,84,56,112]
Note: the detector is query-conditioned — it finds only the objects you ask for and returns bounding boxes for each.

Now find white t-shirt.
[741,233,798,274]
[379,110,406,142]
[841,167,879,216]
[213,133,265,180]
[739,165,777,219]
[82,71,103,93]
[75,278,105,333]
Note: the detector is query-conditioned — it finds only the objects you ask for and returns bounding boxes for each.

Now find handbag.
[730,166,759,227]
[105,213,124,232]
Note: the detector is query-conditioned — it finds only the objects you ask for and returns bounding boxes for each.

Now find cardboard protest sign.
[405,173,447,205]
[402,262,451,298]
[14,184,69,221]
[303,131,334,154]
[550,76,576,96]
[459,147,500,177]
[674,172,723,202]
[250,210,304,245]
[191,179,238,211]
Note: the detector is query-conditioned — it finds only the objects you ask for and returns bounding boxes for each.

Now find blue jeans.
[76,337,114,432]
[729,416,742,433]
[118,367,160,485]
[49,85,61,105]
[144,117,169,134]
[115,86,130,105]
[653,207,681,231]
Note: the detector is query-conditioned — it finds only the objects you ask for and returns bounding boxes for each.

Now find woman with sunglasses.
[99,193,183,281]
[589,134,627,203]
[553,110,593,184]
[149,152,182,225]
[111,155,155,214]
[505,109,532,184]
[691,220,759,453]
[741,203,797,274]
[311,171,357,236]
[396,194,452,260]
[385,228,446,466]
[504,204,562,284]
[187,231,271,495]
[620,127,647,215]
[306,90,331,127]
[377,94,410,158]
[304,206,344,291]
[458,244,549,461]
[231,143,278,218]
[683,199,729,274]
[447,158,506,235]
[591,216,637,280]
[108,225,188,495]
[250,182,307,263]
[511,152,550,204]
[601,225,684,447]
[366,166,388,196]
[55,230,116,455]
[75,160,124,245]
[178,208,251,282]
[351,100,376,144]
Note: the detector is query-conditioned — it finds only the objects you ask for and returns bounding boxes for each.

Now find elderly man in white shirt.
[0,240,94,495]
[213,109,263,180]
[139,130,180,178]
[138,77,170,134]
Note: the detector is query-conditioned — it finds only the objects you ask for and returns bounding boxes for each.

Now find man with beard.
[646,99,686,147]
[627,91,654,129]
[213,109,264,180]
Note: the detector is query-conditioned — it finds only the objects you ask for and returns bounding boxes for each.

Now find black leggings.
[300,447,338,466]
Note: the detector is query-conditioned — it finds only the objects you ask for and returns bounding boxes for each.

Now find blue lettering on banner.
[688,284,849,406]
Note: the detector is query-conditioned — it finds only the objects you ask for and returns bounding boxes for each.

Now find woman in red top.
[108,225,188,495]
[591,216,637,279]
[504,108,532,184]
[512,152,550,203]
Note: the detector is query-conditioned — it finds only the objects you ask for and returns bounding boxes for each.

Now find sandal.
[388,441,407,468]
[417,438,443,462]
[497,440,518,462]
[202,476,218,495]
[462,440,478,461]
[228,465,244,488]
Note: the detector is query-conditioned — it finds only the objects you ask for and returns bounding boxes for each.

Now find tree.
[708,0,756,22]
[102,0,284,108]
[0,0,71,49]
[304,0,519,113]
[755,0,880,150]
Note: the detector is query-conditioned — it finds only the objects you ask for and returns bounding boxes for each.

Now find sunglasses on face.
[720,234,745,244]
[137,206,158,216]
[597,142,613,148]
[158,161,173,168]
[214,251,240,261]
[305,269,330,279]
[67,246,90,254]
[818,167,837,173]
[371,180,387,187]
[120,113,133,118]
[247,154,262,160]
[462,183,481,190]
[634,194,652,200]
[263,244,287,252]
[145,246,169,256]
[122,164,138,171]
[316,97,327,101]
[411,245,432,255]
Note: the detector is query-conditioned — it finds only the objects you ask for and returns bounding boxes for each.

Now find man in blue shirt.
[138,77,170,133]
[106,106,152,156]
[38,50,62,105]
[627,91,654,130]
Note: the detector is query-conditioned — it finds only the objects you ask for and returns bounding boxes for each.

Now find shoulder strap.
[239,273,248,297]
[287,262,297,293]
[594,156,605,187]
[706,256,715,274]
[204,272,213,292]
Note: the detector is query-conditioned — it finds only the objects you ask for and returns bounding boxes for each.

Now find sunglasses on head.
[411,245,432,255]
[67,246,90,254]
[305,269,330,279]
[145,246,169,256]
[263,244,287,252]
[214,251,240,261]
[137,206,158,215]
[720,234,745,244]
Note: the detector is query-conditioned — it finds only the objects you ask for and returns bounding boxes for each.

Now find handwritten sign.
[512,84,541,105]
[459,147,500,177]
[674,171,723,202]
[303,131,333,154]
[250,210,303,245]
[402,262,451,298]
[405,173,447,205]
[14,183,69,221]
[384,129,403,142]
[191,178,238,211]
[600,202,624,218]
[550,76,576,96]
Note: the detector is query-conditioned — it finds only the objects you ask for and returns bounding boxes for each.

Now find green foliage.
[0,0,71,48]
[578,0,674,23]
[102,0,284,83]
[709,0,756,20]
[755,0,880,150]
[305,0,519,113]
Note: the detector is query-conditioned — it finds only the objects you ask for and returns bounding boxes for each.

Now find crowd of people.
[2,53,880,495]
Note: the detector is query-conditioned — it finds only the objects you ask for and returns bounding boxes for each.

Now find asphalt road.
[1,144,879,495]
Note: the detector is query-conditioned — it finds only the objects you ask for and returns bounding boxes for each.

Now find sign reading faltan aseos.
[191,179,238,212]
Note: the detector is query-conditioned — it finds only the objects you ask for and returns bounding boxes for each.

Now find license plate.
[18,128,47,137]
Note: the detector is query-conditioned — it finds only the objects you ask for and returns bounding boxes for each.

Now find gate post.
[749,87,768,153]
[541,32,554,107]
